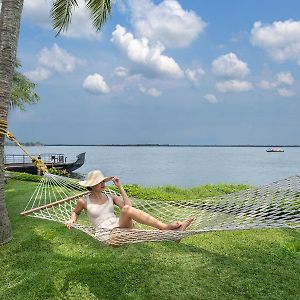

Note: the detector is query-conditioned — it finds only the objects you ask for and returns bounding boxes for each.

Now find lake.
[4,146,300,187]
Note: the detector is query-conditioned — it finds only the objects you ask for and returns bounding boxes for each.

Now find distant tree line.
[5,139,44,146]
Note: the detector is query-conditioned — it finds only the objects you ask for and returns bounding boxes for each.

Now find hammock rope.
[1,119,48,174]
[20,173,300,246]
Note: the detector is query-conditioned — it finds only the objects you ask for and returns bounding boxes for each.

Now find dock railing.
[4,153,66,165]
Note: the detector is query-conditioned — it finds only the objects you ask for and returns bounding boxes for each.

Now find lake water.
[4,146,300,187]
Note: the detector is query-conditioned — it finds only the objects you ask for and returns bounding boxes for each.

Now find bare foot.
[165,222,181,230]
[179,217,194,231]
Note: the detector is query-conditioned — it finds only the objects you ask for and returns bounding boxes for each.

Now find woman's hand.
[66,219,75,229]
[112,176,122,189]
[112,176,131,206]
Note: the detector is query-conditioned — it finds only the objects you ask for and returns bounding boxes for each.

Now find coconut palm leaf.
[86,0,112,31]
[10,60,39,111]
[51,0,79,35]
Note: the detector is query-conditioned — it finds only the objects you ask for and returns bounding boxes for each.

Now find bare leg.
[118,205,181,230]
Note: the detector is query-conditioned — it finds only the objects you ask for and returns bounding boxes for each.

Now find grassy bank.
[1,179,300,300]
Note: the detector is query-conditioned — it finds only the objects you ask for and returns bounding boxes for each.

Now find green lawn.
[1,179,300,300]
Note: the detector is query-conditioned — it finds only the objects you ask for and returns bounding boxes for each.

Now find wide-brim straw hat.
[79,170,113,187]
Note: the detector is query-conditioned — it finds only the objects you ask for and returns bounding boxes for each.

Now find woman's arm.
[66,197,85,229]
[111,176,132,208]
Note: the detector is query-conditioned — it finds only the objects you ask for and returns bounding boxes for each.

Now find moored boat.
[5,152,85,174]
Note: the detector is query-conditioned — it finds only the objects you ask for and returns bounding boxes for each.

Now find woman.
[66,170,193,231]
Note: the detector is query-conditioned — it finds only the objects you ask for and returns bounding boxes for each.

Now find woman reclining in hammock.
[66,170,193,231]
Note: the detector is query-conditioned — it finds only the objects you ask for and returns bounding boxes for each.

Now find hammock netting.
[21,173,300,246]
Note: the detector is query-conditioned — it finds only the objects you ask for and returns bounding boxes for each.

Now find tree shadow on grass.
[58,230,300,300]
[2,215,300,300]
[3,180,300,299]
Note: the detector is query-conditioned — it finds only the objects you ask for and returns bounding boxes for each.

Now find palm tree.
[0,0,112,245]
[0,0,24,245]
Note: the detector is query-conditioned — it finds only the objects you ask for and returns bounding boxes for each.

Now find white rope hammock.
[20,173,300,246]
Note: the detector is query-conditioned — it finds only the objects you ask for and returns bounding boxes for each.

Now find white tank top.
[85,193,119,229]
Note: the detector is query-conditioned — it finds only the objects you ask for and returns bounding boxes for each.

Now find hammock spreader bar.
[20,191,89,216]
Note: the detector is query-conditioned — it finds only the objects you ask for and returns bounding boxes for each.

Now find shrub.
[5,171,41,182]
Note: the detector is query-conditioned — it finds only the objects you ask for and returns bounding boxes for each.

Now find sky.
[6,0,300,145]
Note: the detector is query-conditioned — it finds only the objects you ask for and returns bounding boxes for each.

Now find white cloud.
[139,85,162,97]
[216,80,253,93]
[114,66,129,78]
[204,94,218,103]
[23,44,84,81]
[23,0,51,28]
[258,71,295,91]
[129,0,206,48]
[185,67,205,86]
[277,88,295,97]
[257,80,277,90]
[23,0,101,40]
[251,20,300,65]
[38,43,85,73]
[276,71,294,85]
[212,53,250,78]
[83,73,110,94]
[24,67,52,82]
[111,25,184,79]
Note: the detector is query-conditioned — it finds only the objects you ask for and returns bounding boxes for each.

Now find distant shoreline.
[41,144,300,147]
[5,143,300,148]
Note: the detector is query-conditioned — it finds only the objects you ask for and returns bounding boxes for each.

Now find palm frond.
[85,0,112,31]
[51,0,79,36]
[11,68,40,111]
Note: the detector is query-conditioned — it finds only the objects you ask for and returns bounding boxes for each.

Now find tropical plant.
[0,0,112,245]
[10,60,39,111]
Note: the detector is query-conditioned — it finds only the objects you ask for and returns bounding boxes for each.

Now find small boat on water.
[266,148,284,153]
[5,152,85,174]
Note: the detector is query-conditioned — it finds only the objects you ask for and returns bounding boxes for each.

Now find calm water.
[4,146,300,187]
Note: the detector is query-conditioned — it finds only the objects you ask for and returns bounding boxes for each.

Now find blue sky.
[7,0,300,144]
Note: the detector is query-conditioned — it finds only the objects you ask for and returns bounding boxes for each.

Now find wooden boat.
[5,152,85,174]
[266,148,284,152]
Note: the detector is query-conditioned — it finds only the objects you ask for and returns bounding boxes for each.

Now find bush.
[48,167,70,177]
[120,183,250,201]
[5,171,41,182]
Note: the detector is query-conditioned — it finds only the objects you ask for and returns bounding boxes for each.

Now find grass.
[1,179,300,300]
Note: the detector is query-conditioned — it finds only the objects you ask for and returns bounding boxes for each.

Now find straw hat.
[79,170,113,187]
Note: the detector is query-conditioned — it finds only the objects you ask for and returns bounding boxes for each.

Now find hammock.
[20,173,300,246]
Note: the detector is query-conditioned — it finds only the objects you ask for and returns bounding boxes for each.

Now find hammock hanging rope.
[20,173,300,247]
[1,119,48,174]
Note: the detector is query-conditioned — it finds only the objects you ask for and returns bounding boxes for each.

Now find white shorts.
[94,217,119,242]
[97,216,119,230]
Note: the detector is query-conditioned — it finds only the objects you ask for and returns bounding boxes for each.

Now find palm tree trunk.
[0,0,24,245]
